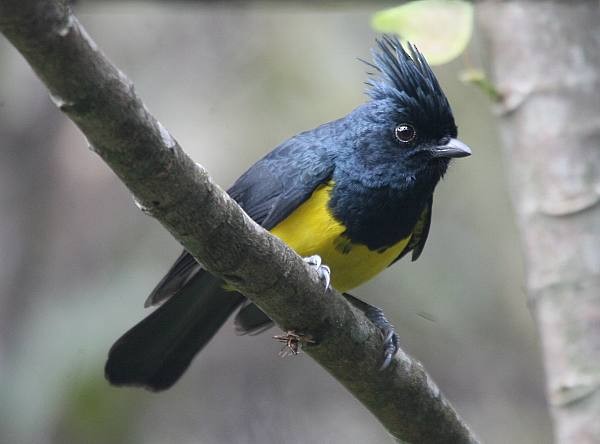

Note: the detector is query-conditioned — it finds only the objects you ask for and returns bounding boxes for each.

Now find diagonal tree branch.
[0,1,479,442]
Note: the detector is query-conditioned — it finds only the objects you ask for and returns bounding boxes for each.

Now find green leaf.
[372,0,474,65]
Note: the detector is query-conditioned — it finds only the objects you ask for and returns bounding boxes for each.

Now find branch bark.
[479,1,600,442]
[0,1,479,442]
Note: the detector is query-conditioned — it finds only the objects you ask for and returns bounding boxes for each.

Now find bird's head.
[340,36,470,189]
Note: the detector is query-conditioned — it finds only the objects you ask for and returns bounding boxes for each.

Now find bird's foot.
[342,293,399,370]
[375,317,399,370]
[273,331,315,357]
[303,255,331,292]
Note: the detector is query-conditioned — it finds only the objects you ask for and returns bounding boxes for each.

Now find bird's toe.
[341,293,399,369]
[303,255,331,293]
[379,326,399,370]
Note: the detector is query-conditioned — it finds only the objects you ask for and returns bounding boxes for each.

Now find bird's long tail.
[105,271,245,391]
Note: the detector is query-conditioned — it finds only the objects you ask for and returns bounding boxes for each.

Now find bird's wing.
[144,250,203,307]
[145,137,334,307]
[392,195,433,264]
[228,137,334,230]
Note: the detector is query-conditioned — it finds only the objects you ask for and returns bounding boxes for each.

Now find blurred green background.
[0,3,553,443]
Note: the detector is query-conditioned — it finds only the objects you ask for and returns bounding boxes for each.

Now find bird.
[105,36,471,391]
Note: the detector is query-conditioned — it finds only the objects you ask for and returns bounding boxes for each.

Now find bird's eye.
[394,124,416,143]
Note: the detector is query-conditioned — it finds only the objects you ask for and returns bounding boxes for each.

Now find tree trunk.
[479,2,600,442]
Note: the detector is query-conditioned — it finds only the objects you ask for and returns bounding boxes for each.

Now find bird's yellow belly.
[270,182,410,292]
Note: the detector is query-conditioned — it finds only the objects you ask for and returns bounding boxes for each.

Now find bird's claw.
[303,255,331,293]
[273,330,315,357]
[379,326,399,370]
[341,293,399,370]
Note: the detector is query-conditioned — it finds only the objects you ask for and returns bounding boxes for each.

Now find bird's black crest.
[365,35,455,134]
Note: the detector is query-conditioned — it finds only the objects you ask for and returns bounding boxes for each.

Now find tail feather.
[234,300,273,335]
[105,271,244,391]
[144,251,202,308]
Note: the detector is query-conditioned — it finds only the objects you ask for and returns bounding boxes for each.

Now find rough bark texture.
[0,1,480,442]
[479,2,600,442]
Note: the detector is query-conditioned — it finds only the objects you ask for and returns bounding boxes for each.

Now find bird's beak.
[432,138,472,159]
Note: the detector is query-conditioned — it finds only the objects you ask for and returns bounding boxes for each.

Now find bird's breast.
[270,181,411,292]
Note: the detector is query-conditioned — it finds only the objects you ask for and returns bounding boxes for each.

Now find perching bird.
[105,36,471,391]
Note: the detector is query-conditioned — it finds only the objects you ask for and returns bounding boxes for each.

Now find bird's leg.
[342,293,399,370]
[303,255,331,292]
[273,331,315,357]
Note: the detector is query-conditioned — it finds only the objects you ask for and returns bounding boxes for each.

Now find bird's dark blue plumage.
[366,35,456,139]
[105,36,470,391]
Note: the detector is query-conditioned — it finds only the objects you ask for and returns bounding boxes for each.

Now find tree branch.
[479,1,600,442]
[0,1,478,442]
